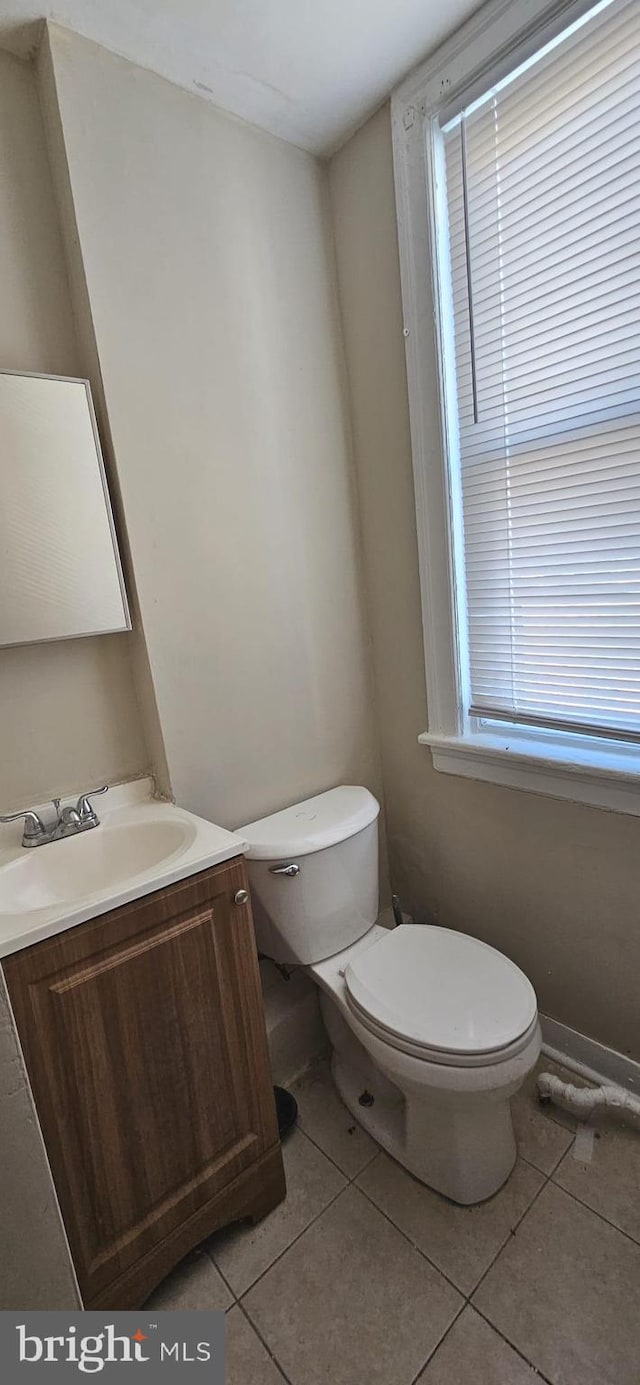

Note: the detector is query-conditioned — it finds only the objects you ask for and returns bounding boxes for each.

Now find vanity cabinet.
[3,855,284,1309]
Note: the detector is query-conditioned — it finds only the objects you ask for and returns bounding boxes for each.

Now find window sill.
[419,730,640,816]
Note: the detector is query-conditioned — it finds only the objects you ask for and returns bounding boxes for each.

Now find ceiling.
[0,0,484,155]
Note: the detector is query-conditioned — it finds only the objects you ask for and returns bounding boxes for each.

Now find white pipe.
[537,1072,640,1126]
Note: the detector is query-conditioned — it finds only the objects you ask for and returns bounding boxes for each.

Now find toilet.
[240,785,541,1204]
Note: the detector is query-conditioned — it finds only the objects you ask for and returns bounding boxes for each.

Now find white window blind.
[442,0,640,744]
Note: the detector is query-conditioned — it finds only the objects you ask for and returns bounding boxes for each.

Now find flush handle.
[234,889,249,905]
[268,863,300,877]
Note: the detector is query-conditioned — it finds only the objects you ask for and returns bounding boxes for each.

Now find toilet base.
[321,990,539,1204]
[332,1050,517,1203]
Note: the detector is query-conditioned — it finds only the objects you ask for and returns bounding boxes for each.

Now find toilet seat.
[345,995,540,1068]
[344,924,538,1067]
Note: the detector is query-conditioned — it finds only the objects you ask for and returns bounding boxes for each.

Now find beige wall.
[2,30,636,1060]
[43,26,384,840]
[0,49,148,812]
[329,103,640,1060]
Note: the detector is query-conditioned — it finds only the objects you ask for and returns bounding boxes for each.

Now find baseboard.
[540,1014,640,1095]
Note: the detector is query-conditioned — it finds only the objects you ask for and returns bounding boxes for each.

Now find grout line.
[202,1124,359,1307]
[354,1144,557,1303]
[408,1297,556,1385]
[464,1103,600,1306]
[517,1150,556,1175]
[456,1162,558,1385]
[390,1134,565,1382]
[201,1248,238,1305]
[516,1108,638,1249]
[209,1116,467,1379]
[207,1088,633,1384]
[234,1300,295,1385]
[466,1147,640,1380]
[352,1144,383,1177]
[544,1175,640,1250]
[291,1059,383,1181]
[516,1132,576,1180]
[354,1176,466,1300]
[468,1167,553,1304]
[235,1180,351,1304]
[407,1300,468,1385]
[469,1303,556,1384]
[294,1117,377,1183]
[201,1160,543,1385]
[157,1078,633,1385]
[546,1132,576,1177]
[204,1126,349,1295]
[543,1108,580,1133]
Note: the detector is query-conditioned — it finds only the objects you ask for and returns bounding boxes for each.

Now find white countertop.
[0,778,247,958]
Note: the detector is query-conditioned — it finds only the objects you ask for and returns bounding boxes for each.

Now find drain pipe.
[538,1072,640,1126]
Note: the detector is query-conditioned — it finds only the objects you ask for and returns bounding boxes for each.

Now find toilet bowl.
[240,786,541,1204]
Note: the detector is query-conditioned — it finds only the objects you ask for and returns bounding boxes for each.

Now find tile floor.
[146,1056,640,1384]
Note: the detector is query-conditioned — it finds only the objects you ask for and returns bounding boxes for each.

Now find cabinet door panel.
[4,858,280,1305]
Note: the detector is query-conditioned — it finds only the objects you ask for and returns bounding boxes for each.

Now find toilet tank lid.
[239,786,380,859]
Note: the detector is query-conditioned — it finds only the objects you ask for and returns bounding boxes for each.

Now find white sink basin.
[0,780,248,957]
[0,819,194,914]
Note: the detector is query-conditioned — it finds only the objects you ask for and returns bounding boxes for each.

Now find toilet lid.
[344,925,537,1056]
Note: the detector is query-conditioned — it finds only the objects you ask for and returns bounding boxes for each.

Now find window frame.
[391,0,640,816]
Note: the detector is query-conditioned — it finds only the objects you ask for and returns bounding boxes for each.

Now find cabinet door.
[4,857,282,1307]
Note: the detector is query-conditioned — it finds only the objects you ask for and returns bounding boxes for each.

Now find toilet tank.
[239,786,380,965]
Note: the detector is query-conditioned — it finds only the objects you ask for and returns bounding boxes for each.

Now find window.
[393,0,640,814]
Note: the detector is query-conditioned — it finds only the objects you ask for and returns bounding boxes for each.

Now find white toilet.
[240,785,541,1204]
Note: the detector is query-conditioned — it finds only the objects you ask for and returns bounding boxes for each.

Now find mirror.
[0,370,130,647]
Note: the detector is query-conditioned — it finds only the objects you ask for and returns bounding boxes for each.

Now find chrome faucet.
[1,786,109,848]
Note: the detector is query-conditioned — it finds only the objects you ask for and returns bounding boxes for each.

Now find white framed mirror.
[0,369,130,647]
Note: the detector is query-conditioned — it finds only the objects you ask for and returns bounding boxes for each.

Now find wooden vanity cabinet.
[3,855,285,1309]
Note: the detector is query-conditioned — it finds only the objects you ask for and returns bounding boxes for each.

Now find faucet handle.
[76,785,108,824]
[0,808,47,845]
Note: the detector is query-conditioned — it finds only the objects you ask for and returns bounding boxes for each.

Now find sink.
[0,819,195,915]
[0,781,248,956]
